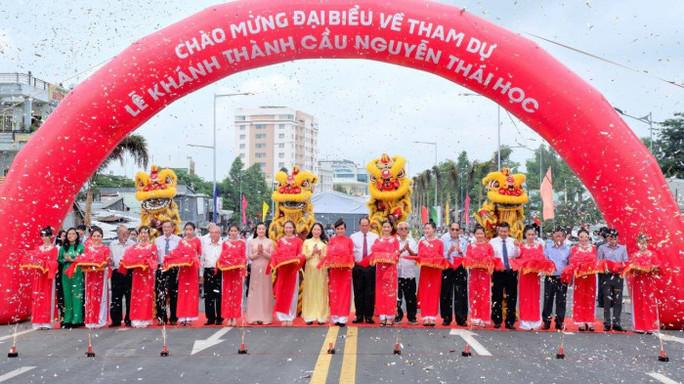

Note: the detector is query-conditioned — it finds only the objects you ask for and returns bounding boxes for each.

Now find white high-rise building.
[234,106,319,180]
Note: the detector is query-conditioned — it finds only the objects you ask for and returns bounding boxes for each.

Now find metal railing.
[0,72,51,91]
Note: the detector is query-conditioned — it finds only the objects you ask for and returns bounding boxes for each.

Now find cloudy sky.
[1,0,682,181]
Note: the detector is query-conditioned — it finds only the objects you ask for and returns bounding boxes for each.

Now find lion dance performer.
[135,165,181,237]
[475,168,528,241]
[366,154,412,234]
[269,166,318,241]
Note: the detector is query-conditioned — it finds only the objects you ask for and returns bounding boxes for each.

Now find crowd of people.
[21,218,662,333]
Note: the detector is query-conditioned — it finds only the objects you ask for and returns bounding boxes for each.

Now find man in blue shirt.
[597,229,629,331]
[542,227,570,330]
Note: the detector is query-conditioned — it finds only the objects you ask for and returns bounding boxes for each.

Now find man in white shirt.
[441,222,470,326]
[395,222,418,324]
[201,223,224,325]
[350,217,379,324]
[109,224,135,327]
[153,221,181,325]
[488,222,520,329]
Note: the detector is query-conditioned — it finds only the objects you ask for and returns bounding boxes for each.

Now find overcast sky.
[1,0,682,181]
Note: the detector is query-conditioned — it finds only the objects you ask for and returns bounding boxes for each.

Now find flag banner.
[241,193,248,226]
[421,206,428,225]
[541,167,555,220]
[262,201,269,222]
[212,184,219,223]
[464,195,471,226]
[445,199,450,226]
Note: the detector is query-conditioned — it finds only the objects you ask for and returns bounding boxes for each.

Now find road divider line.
[449,329,492,356]
[0,366,36,383]
[309,327,340,384]
[658,333,684,345]
[339,327,358,384]
[646,372,680,384]
[0,328,35,342]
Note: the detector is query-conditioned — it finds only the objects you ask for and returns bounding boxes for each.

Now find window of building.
[278,124,285,129]
[255,124,266,129]
[278,133,285,139]
[278,153,285,158]
[235,115,246,121]
[257,162,266,169]
[239,134,246,140]
[239,153,245,158]
[256,143,266,148]
[255,133,266,139]
[278,162,285,168]
[256,152,267,158]
[278,143,285,148]
[239,144,245,149]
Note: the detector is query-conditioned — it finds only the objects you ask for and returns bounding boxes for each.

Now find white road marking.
[191,327,232,355]
[449,329,493,356]
[0,366,36,383]
[646,372,681,384]
[658,333,684,345]
[0,329,35,342]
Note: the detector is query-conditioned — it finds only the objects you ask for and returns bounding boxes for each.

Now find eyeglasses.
[398,227,408,230]
[450,228,460,231]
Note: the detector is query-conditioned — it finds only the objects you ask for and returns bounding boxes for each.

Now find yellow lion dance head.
[482,167,528,205]
[475,167,529,240]
[135,165,181,236]
[269,166,317,240]
[366,154,412,233]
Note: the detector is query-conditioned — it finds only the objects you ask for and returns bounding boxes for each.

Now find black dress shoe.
[555,322,564,330]
[604,323,612,332]
[215,319,224,325]
[493,323,501,329]
[169,321,177,326]
[109,323,121,328]
[442,320,452,326]
[124,321,132,327]
[204,320,215,326]
[352,318,364,324]
[542,321,551,330]
[505,324,515,330]
[612,324,624,332]
[365,318,375,324]
[456,321,467,327]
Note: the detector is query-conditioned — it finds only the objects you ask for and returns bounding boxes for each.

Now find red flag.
[420,206,428,225]
[464,195,471,226]
[241,193,248,225]
[541,167,554,220]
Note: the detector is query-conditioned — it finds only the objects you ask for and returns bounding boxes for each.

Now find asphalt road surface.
[0,322,682,384]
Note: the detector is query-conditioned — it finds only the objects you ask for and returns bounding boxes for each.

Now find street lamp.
[188,91,254,223]
[413,140,438,209]
[614,108,660,152]
[458,92,502,169]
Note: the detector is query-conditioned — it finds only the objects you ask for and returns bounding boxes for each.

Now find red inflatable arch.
[1,0,682,327]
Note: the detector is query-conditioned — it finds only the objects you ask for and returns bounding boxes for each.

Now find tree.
[523,144,603,228]
[653,113,684,178]
[220,157,271,224]
[174,168,212,195]
[84,134,149,226]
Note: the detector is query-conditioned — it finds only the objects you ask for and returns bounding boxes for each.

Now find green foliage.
[91,174,134,188]
[652,113,684,178]
[173,168,212,195]
[220,157,272,223]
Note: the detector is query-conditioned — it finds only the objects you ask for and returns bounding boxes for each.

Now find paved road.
[0,323,681,384]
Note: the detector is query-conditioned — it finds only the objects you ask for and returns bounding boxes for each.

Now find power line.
[526,32,684,90]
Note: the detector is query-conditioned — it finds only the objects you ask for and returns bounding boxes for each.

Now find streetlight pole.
[188,91,254,224]
[614,108,659,152]
[414,140,438,218]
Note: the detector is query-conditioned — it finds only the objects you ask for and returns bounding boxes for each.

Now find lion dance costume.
[135,165,181,237]
[269,166,318,241]
[366,154,412,234]
[474,168,528,240]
